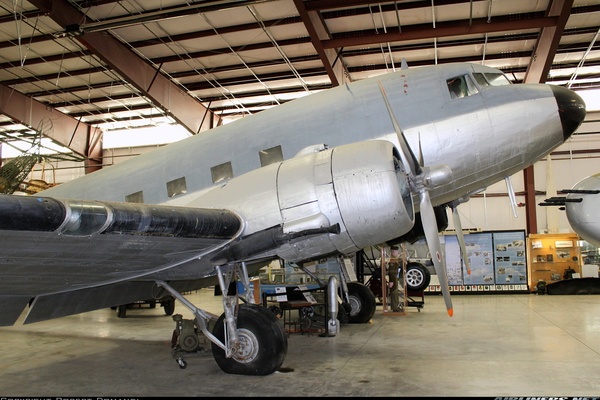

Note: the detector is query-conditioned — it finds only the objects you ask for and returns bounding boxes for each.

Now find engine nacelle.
[192,140,415,262]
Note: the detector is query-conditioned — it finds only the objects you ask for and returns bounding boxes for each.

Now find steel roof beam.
[322,14,560,49]
[29,0,219,136]
[524,0,574,84]
[293,0,347,86]
[0,83,90,157]
[304,0,487,12]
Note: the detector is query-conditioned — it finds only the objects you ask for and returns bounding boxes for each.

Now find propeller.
[379,82,454,316]
[449,201,472,276]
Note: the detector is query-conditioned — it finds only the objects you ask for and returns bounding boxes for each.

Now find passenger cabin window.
[167,177,187,197]
[211,162,233,184]
[125,191,144,203]
[259,145,283,167]
[473,72,511,87]
[447,74,478,99]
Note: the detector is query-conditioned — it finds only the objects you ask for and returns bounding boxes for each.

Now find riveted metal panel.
[277,153,320,211]
[331,141,414,248]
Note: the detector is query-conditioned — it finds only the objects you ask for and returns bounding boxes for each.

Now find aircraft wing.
[0,193,244,326]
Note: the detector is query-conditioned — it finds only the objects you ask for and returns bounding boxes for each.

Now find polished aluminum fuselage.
[43,63,563,212]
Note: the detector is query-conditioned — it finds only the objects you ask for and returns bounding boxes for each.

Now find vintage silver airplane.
[0,62,586,376]
[540,173,600,247]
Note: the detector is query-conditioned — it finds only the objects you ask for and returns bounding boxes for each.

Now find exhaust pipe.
[325,275,339,336]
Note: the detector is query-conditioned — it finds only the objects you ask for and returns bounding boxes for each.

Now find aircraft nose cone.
[550,85,586,141]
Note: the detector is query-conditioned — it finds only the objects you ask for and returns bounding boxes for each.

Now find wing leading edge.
[0,194,243,326]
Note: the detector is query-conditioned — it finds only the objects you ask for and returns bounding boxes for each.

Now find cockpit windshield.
[447,71,511,99]
[446,74,478,99]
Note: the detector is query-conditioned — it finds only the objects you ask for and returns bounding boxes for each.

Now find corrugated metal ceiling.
[0,0,598,160]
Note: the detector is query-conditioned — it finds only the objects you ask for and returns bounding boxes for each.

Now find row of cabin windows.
[446,71,511,99]
[124,145,284,203]
[124,71,511,204]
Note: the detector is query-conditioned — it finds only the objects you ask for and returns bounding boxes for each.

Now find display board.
[424,230,529,294]
[492,231,528,285]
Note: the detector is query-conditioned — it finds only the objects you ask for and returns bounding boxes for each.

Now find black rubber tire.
[162,297,175,316]
[337,302,349,324]
[211,303,288,375]
[404,263,431,291]
[346,281,376,324]
[116,305,127,318]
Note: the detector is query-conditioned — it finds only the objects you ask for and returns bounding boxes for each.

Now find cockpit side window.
[473,72,512,87]
[473,73,489,87]
[484,72,511,86]
[447,74,478,99]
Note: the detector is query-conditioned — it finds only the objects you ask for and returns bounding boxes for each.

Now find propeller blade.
[378,82,422,176]
[451,205,471,275]
[417,132,424,167]
[420,191,453,316]
[505,176,519,218]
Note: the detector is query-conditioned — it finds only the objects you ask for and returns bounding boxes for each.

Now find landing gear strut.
[156,261,288,376]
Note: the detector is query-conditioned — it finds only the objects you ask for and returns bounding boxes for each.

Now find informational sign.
[442,230,526,288]
[462,232,495,285]
[275,286,288,302]
[400,230,529,292]
[492,231,527,285]
[444,234,464,286]
[445,232,495,285]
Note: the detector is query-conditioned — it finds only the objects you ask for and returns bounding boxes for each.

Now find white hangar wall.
[452,133,600,234]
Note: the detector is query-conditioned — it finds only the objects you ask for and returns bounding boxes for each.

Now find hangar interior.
[1,0,600,397]
[1,0,599,231]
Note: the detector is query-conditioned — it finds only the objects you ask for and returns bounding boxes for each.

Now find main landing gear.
[157,262,288,376]
[289,256,376,325]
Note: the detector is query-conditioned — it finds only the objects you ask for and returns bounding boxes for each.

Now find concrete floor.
[1,289,600,397]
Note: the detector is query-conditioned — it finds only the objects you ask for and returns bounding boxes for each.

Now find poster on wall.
[445,233,495,285]
[415,230,530,292]
[444,235,463,285]
[492,231,527,284]
[463,232,495,285]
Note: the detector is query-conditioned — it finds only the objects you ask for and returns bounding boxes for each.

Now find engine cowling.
[192,140,415,262]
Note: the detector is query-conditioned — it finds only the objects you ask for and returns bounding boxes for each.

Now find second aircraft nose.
[550,85,587,141]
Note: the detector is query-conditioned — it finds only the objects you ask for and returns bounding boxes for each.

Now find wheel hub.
[231,328,259,363]
[348,295,360,317]
[406,270,423,286]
